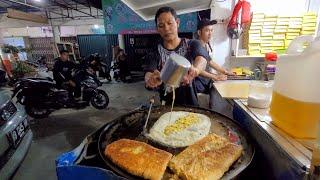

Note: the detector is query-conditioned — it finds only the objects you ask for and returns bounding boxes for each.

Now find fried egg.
[147,111,211,148]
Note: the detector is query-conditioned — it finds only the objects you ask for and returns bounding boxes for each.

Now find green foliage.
[12,61,35,78]
[1,44,19,54]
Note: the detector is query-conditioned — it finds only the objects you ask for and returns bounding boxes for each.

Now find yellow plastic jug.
[270,35,320,139]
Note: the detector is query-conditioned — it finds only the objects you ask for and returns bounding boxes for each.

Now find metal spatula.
[142,96,155,135]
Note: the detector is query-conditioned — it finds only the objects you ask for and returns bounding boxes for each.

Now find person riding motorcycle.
[53,50,80,100]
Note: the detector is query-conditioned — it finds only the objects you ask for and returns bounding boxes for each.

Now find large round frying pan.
[98,106,254,180]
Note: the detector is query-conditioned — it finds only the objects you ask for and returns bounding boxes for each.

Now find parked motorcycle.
[12,69,109,119]
[111,61,120,82]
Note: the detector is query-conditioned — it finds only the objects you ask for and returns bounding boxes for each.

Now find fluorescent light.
[34,0,41,2]
[93,24,99,29]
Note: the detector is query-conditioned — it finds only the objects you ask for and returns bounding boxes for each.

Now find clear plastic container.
[270,35,320,139]
[248,81,273,109]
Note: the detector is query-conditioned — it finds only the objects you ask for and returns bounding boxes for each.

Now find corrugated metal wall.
[124,33,193,71]
[124,34,161,71]
[77,34,118,69]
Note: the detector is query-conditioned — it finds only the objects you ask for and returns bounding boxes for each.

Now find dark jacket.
[53,58,75,88]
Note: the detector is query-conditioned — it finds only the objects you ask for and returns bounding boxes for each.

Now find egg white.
[147,111,211,148]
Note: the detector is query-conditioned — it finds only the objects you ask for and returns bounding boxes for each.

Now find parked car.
[0,86,33,179]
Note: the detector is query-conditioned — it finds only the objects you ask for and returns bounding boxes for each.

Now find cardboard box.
[303,14,317,18]
[275,25,288,29]
[272,41,285,46]
[286,32,300,36]
[250,26,263,30]
[249,29,261,34]
[263,25,276,29]
[261,49,274,54]
[276,21,290,25]
[290,17,303,21]
[249,33,261,37]
[274,29,287,33]
[248,43,260,47]
[273,34,286,39]
[260,39,274,43]
[261,32,274,36]
[286,35,298,40]
[302,19,317,23]
[262,29,274,33]
[260,36,273,40]
[276,49,286,54]
[302,27,316,31]
[304,12,317,16]
[288,24,302,28]
[278,17,290,21]
[289,21,303,25]
[302,22,317,27]
[273,47,285,50]
[249,39,262,43]
[264,21,277,25]
[260,43,273,47]
[287,28,301,33]
[251,22,264,26]
[249,36,261,40]
[264,18,277,22]
[300,31,315,35]
[252,18,265,23]
[265,15,278,18]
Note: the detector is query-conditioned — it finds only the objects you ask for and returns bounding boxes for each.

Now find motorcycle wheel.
[91,89,109,109]
[26,105,51,119]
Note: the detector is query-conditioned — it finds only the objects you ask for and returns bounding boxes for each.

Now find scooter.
[12,69,109,119]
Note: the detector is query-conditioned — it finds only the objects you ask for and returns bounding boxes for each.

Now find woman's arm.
[208,60,234,75]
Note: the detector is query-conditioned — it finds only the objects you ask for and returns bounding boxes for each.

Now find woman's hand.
[224,69,236,76]
[212,74,227,81]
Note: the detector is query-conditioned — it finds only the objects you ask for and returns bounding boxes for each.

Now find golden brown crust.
[105,139,173,180]
[169,134,243,180]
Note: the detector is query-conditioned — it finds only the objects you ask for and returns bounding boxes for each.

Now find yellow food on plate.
[232,67,254,76]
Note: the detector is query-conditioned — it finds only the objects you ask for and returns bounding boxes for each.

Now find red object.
[265,52,278,61]
[1,59,13,77]
[228,130,240,144]
[228,0,252,29]
[241,0,251,24]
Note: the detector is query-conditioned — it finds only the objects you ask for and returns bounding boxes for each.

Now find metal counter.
[233,99,312,179]
[211,81,313,179]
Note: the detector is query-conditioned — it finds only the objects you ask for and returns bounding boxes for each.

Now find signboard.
[102,0,197,34]
[7,8,48,24]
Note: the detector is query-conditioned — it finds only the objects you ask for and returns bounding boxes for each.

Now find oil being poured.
[169,85,176,123]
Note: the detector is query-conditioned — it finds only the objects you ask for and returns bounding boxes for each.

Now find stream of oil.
[169,86,175,123]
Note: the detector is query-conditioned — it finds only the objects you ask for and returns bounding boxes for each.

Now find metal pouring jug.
[160,53,191,88]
